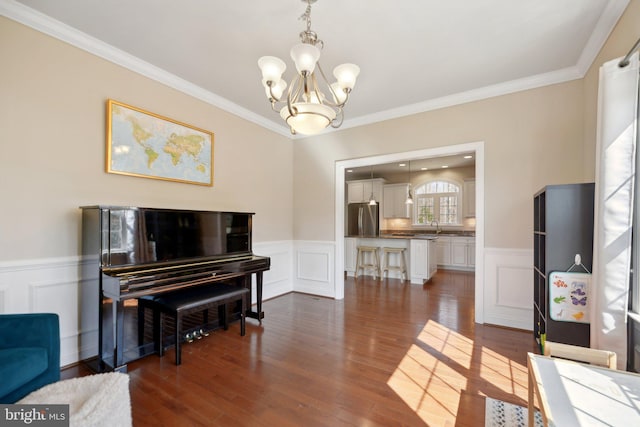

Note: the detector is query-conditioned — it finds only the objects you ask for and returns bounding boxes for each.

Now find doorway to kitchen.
[334,141,486,324]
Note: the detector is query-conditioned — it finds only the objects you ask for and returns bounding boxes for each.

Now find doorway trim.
[334,141,485,324]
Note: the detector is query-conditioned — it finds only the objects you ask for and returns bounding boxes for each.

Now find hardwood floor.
[65,270,536,426]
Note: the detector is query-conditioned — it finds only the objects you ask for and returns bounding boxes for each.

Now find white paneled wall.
[294,241,336,298]
[483,248,533,330]
[0,257,98,366]
[0,242,534,366]
[253,241,294,301]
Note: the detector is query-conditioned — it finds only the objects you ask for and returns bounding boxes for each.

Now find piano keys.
[80,206,270,372]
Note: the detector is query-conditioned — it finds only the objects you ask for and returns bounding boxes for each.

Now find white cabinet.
[410,238,437,284]
[344,237,357,274]
[463,179,476,218]
[436,237,452,266]
[436,236,475,270]
[347,179,384,204]
[467,240,476,267]
[451,238,468,267]
[383,184,411,218]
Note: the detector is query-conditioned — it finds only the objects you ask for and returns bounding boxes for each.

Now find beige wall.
[0,17,293,261]
[294,81,586,249]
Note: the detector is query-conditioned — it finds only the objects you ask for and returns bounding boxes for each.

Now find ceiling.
[2,0,629,137]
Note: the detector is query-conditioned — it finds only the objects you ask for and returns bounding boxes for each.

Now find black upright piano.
[80,206,270,372]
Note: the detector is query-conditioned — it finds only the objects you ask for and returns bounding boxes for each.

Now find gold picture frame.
[106,99,214,186]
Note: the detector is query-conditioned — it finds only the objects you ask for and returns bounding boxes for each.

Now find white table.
[527,352,640,426]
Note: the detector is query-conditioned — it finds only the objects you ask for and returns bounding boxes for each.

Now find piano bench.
[138,283,249,365]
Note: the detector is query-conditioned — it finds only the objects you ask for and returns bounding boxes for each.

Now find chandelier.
[258,0,360,135]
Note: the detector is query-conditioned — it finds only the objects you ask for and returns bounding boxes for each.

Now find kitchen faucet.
[430,220,441,234]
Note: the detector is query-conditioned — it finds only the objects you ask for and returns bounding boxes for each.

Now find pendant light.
[369,166,377,205]
[258,0,360,135]
[406,161,414,204]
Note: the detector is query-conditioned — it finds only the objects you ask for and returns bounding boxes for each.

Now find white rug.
[485,397,543,427]
[18,372,132,427]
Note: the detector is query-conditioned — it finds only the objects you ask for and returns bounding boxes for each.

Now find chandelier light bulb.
[258,56,286,84]
[290,43,321,74]
[333,63,360,90]
[263,78,287,100]
[330,82,347,104]
[305,91,325,104]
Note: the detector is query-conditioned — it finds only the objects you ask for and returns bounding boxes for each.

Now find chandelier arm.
[310,72,325,104]
[266,81,283,104]
[286,75,303,117]
[330,107,344,128]
[316,62,348,108]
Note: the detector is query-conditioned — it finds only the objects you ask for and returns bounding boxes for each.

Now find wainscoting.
[0,242,533,366]
[293,241,336,298]
[483,247,533,330]
[0,241,294,367]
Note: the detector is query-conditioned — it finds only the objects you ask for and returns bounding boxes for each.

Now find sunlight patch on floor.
[480,345,528,398]
[417,319,473,369]
[387,320,529,424]
[387,320,472,425]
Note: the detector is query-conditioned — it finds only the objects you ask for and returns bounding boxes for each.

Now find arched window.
[414,180,461,225]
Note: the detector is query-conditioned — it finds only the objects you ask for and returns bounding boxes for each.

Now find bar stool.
[382,247,407,281]
[355,246,380,279]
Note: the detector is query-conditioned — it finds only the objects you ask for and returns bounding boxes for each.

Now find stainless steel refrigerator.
[347,202,379,237]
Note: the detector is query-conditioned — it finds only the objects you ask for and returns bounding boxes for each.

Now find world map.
[109,102,213,185]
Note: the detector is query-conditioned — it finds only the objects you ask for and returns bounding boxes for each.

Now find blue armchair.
[0,313,60,403]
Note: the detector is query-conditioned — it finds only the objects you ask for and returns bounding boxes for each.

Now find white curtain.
[591,52,639,369]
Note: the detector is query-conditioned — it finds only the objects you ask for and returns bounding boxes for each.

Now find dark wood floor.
[65,270,536,426]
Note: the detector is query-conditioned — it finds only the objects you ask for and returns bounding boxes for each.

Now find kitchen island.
[344,234,438,284]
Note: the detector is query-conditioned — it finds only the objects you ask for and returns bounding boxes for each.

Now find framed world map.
[106,99,213,186]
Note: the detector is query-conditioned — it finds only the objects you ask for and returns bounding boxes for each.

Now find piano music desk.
[139,283,249,365]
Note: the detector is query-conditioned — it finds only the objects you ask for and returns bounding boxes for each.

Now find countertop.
[345,232,475,240]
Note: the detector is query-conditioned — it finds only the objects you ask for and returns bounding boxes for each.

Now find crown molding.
[339,66,583,131]
[1,0,629,139]
[0,0,292,138]
[576,0,630,75]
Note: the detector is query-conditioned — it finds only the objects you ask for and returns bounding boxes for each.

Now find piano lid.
[81,206,256,269]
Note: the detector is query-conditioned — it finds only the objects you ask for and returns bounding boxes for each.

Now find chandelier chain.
[299,1,313,33]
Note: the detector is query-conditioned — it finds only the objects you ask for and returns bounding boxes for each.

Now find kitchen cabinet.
[383,184,411,218]
[436,236,475,270]
[436,237,451,266]
[463,179,476,218]
[467,242,476,267]
[410,238,437,284]
[347,179,384,204]
[451,238,468,267]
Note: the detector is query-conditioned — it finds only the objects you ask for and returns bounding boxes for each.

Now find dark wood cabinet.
[533,183,594,351]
